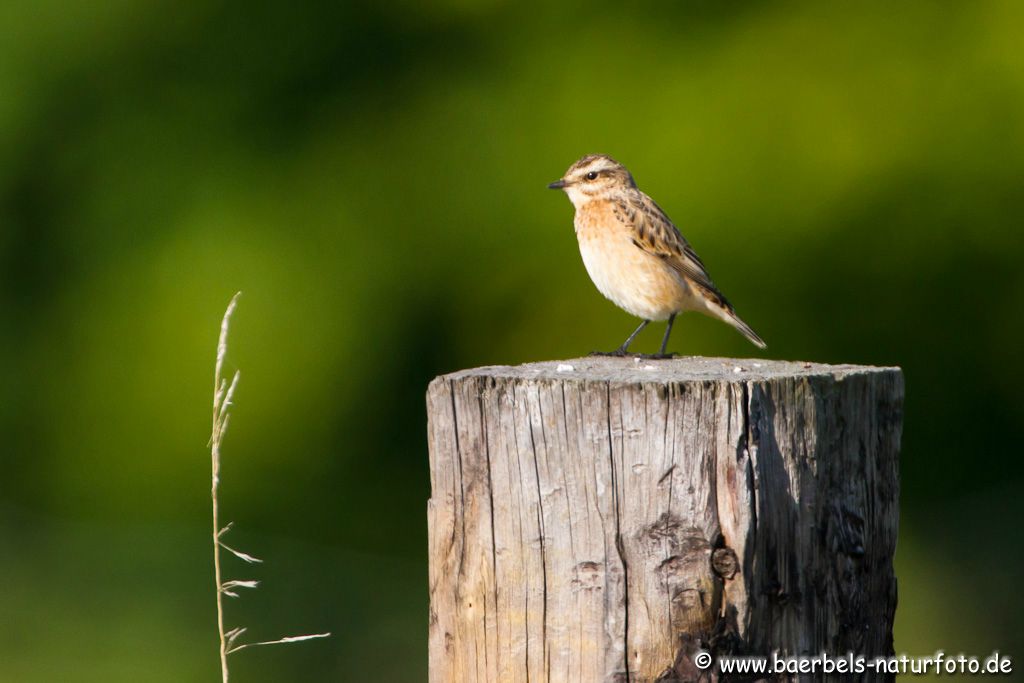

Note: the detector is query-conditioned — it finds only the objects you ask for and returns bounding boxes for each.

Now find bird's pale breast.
[574,201,700,321]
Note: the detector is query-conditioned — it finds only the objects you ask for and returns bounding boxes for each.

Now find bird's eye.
[585,171,599,180]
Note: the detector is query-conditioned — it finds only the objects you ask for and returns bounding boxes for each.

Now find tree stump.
[426,357,903,682]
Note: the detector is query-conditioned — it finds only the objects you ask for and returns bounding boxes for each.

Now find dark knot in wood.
[711,547,739,581]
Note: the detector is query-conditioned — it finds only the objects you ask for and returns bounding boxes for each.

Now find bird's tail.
[697,284,767,349]
[729,313,767,349]
[712,305,767,349]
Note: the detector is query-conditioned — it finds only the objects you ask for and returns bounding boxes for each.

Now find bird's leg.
[658,314,676,356]
[630,315,678,360]
[614,319,647,352]
[619,319,650,353]
[590,320,649,357]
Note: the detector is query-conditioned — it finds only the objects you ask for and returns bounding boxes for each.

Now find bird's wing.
[615,192,733,309]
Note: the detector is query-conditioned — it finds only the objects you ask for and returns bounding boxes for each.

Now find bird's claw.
[588,350,676,360]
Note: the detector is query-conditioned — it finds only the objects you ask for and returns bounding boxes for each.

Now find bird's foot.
[587,350,676,360]
[589,349,629,357]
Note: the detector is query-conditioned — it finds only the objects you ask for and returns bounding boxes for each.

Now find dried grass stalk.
[209,293,329,682]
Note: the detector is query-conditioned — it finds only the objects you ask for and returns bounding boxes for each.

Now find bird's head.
[548,154,636,206]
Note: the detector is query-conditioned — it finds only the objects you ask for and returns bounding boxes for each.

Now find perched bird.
[549,154,766,356]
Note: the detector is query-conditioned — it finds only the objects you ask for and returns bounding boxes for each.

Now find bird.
[548,154,766,357]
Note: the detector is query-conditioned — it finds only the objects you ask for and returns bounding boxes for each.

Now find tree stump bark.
[426,357,903,682]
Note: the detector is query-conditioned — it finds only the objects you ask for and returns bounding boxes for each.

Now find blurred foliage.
[1,0,1022,680]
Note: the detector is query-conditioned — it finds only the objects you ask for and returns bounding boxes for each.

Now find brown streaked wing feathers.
[618,193,734,310]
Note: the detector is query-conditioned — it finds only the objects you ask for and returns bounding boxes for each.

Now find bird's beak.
[547,179,567,190]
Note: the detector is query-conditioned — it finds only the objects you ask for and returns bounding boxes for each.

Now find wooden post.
[426,357,902,682]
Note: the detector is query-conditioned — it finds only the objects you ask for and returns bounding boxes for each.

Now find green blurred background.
[1,0,1022,680]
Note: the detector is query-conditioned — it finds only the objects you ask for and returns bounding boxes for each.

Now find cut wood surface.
[426,356,903,682]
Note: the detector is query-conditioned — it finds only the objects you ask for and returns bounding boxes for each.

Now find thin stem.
[207,290,328,678]
[211,292,241,683]
[212,449,228,682]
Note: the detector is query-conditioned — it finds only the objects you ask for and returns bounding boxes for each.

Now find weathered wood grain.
[427,357,903,682]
